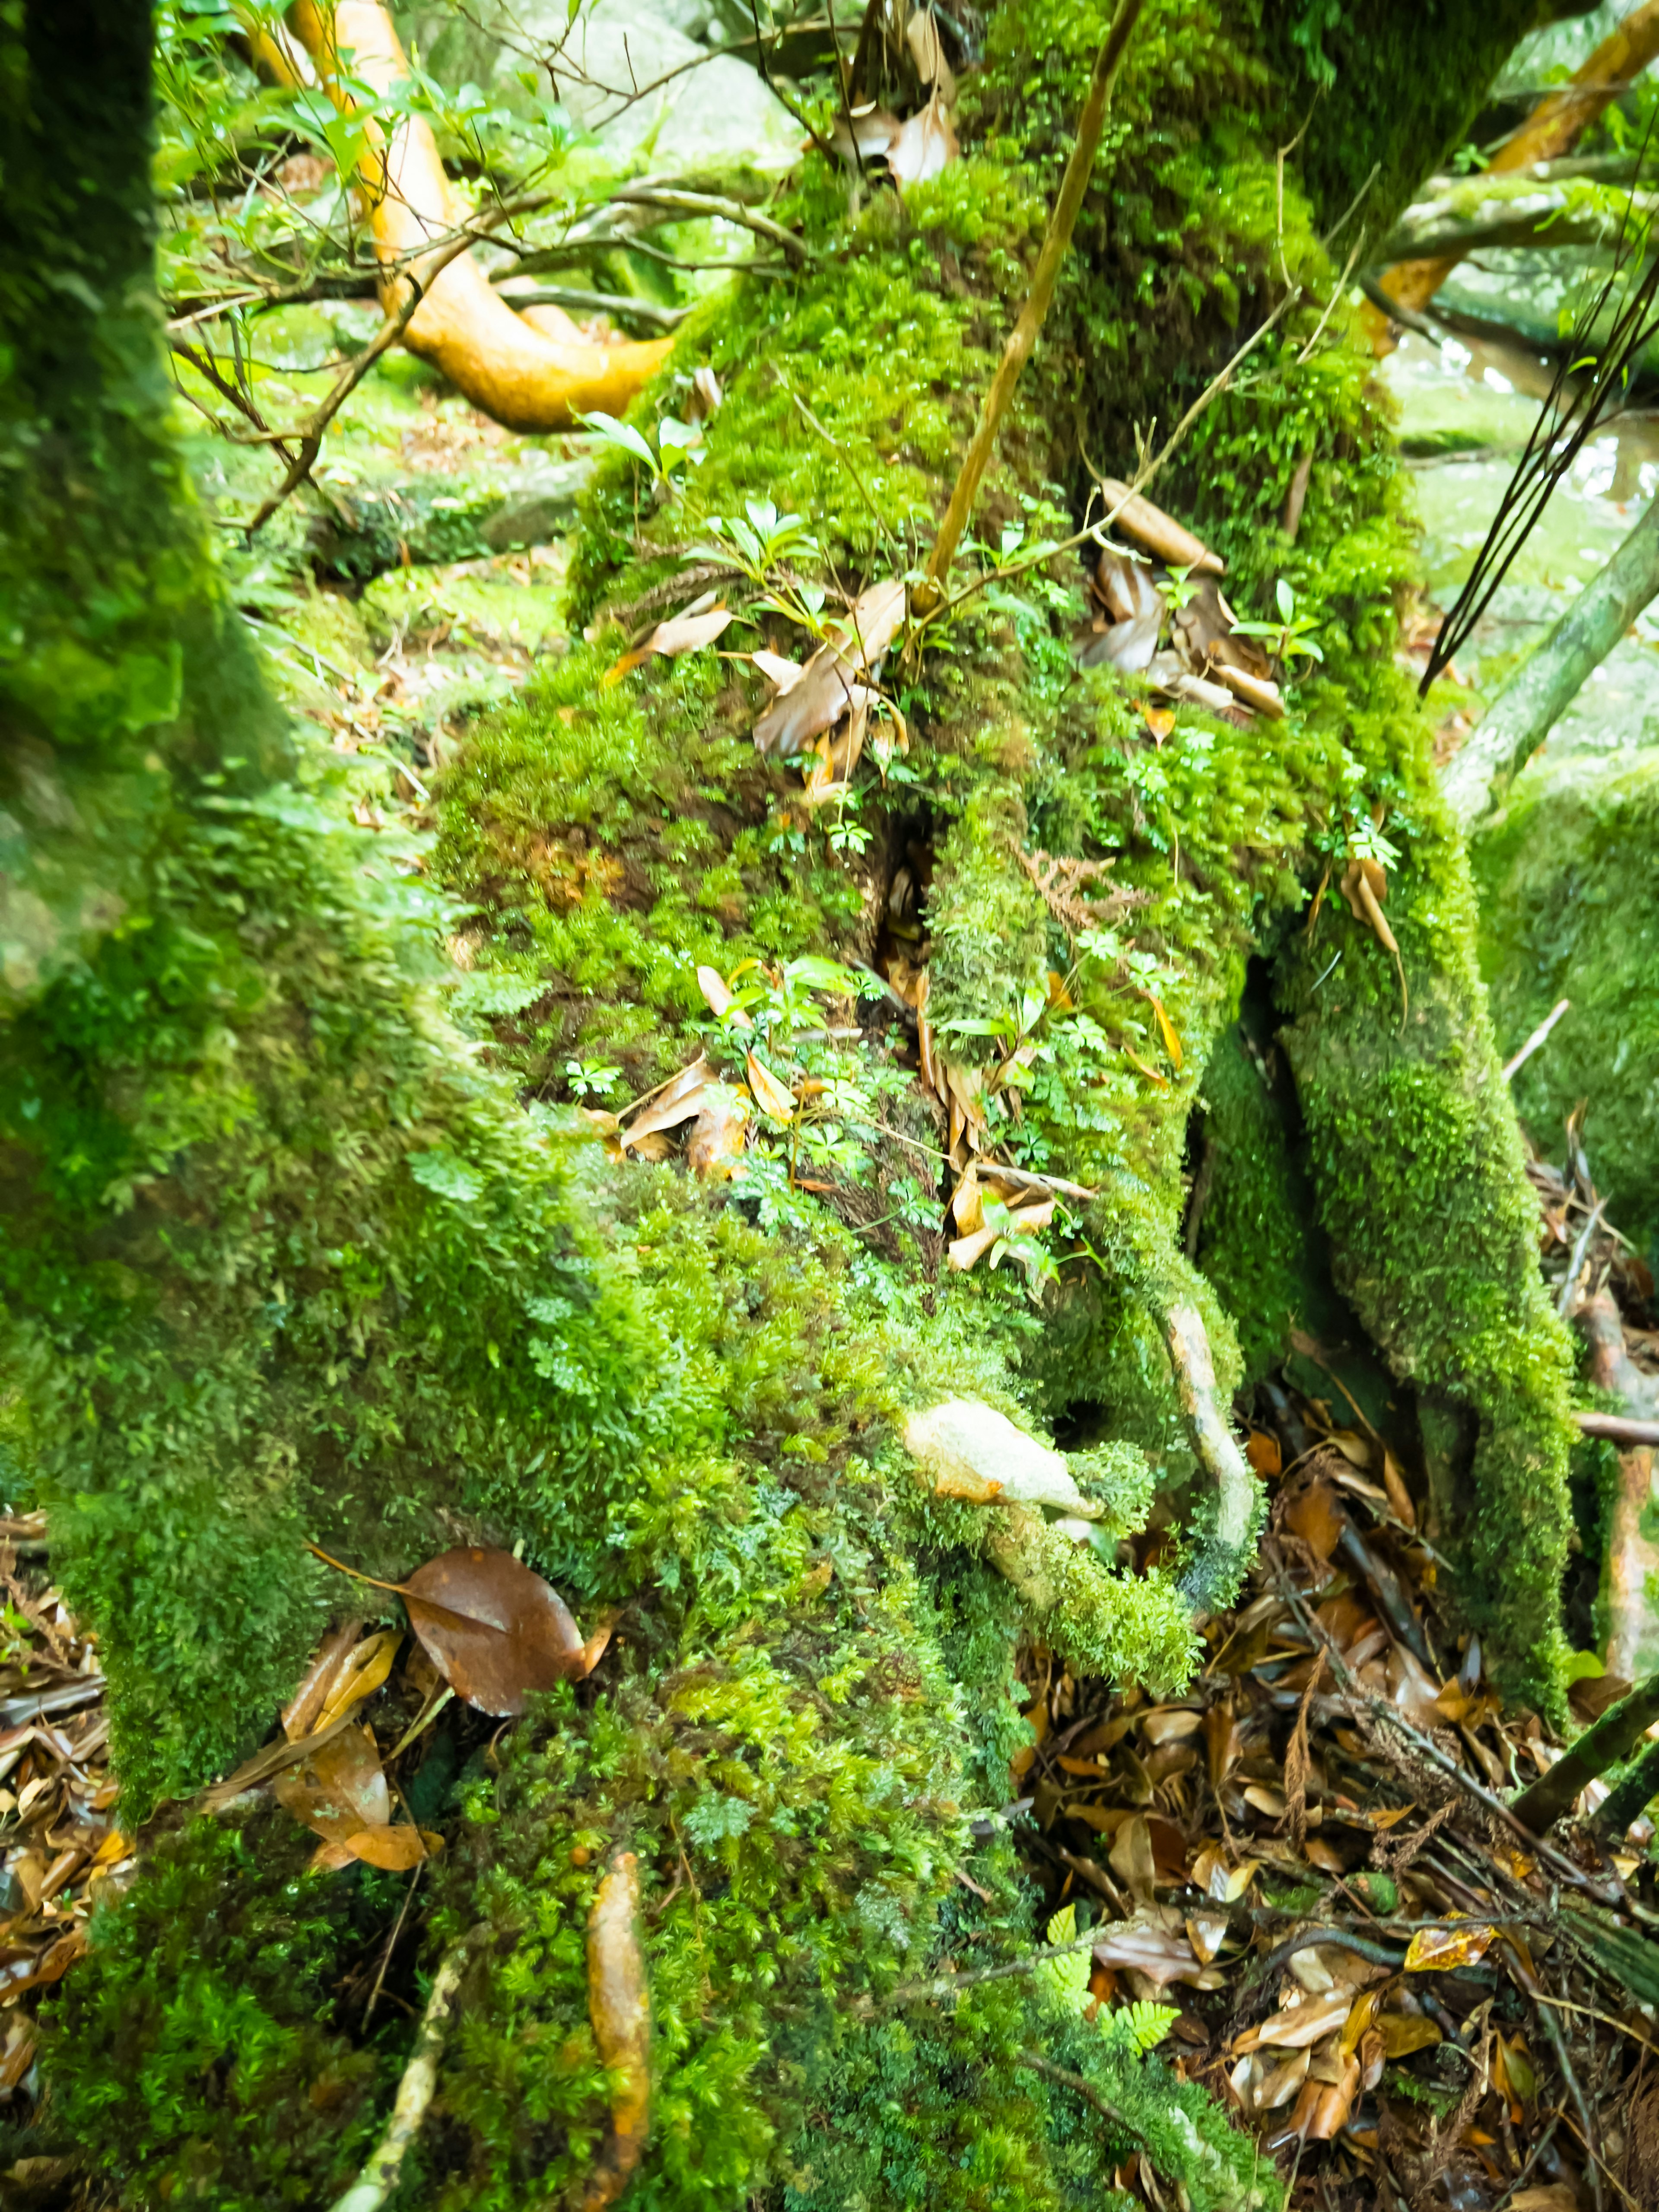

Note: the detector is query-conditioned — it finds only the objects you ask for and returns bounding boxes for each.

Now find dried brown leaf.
[645,607,733,658]
[1097,480,1222,575]
[620,1057,711,1149]
[402,1546,592,1717]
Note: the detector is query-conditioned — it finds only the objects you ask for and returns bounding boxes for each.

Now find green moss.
[1472,747,1659,1271]
[42,1813,390,2209]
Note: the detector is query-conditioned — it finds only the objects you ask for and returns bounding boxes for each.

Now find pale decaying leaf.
[696,964,751,1029]
[905,8,958,102]
[888,85,959,185]
[753,578,906,759]
[645,606,733,658]
[745,1049,798,1123]
[1091,1904,1227,1993]
[1097,478,1223,575]
[620,1057,711,1148]
[830,105,903,166]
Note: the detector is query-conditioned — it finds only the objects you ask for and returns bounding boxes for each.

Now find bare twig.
[329,1938,470,2212]
[1503,997,1571,1081]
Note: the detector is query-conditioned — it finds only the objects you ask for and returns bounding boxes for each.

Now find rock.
[397,0,802,173]
[903,1399,1102,1518]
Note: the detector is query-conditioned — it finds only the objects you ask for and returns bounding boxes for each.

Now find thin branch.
[607,186,810,262]
[917,0,1147,610]
[1014,2051,1153,2149]
[939,284,1299,618]
[328,1939,470,2212]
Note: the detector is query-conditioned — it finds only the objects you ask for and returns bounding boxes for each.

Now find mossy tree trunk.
[0,3,1587,2207]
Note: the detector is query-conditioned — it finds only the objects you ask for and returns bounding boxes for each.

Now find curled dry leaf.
[282,1619,364,1739]
[889,85,959,185]
[1233,1988,1351,2053]
[580,1851,652,2212]
[1098,479,1222,574]
[753,578,906,759]
[620,1057,711,1149]
[1092,1904,1224,1992]
[685,1082,750,1180]
[646,606,732,658]
[751,648,806,693]
[744,1051,798,1123]
[695,965,751,1029]
[315,1630,400,1735]
[905,7,958,102]
[1216,664,1284,720]
[403,1546,607,1717]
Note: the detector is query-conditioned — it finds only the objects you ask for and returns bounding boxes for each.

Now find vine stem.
[915,0,1147,611]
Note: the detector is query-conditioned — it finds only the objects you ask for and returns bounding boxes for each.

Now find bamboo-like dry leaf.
[645,607,733,658]
[620,1057,711,1149]
[1097,479,1223,574]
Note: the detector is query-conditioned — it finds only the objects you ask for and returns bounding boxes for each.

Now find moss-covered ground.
[0,0,1594,2204]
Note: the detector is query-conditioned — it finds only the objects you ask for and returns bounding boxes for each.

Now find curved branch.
[1163,1301,1261,1616]
[280,3,674,431]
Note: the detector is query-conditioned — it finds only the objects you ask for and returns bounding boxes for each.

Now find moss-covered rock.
[1474,745,1659,1271]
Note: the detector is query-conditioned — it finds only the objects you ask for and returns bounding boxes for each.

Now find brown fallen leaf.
[1216,663,1285,720]
[889,84,958,185]
[647,606,732,658]
[1098,479,1223,575]
[1284,1474,1344,1565]
[1092,1905,1224,1991]
[200,1704,360,1812]
[620,1057,711,1149]
[314,1629,400,1735]
[603,605,733,686]
[1381,1446,1416,1528]
[753,578,905,758]
[686,1084,750,1179]
[403,1547,609,1717]
[1234,1989,1351,2053]
[273,1721,430,1871]
[696,965,752,1029]
[751,648,806,692]
[282,1619,365,1740]
[1245,1430,1282,1476]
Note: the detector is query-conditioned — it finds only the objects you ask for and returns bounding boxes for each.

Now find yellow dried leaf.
[1377,2011,1442,2057]
[315,1630,400,1734]
[1404,1921,1494,1972]
[1122,1044,1167,1087]
[744,1052,798,1123]
[1149,997,1183,1071]
[1142,705,1176,745]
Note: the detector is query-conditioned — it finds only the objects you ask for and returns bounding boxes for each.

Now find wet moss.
[1473,747,1659,1272]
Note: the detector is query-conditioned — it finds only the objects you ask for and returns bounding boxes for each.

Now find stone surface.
[399,0,802,172]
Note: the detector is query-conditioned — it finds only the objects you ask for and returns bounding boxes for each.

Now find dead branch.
[578,1850,652,2211]
[328,1937,470,2212]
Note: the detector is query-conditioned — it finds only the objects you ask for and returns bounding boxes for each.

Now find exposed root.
[328,1937,469,2212]
[1163,1301,1261,1617]
[282,3,673,430]
[577,1850,652,2211]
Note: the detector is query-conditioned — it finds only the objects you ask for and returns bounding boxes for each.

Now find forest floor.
[10,264,1659,2211]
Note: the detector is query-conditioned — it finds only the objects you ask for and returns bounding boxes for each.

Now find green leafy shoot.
[1230,576,1324,668]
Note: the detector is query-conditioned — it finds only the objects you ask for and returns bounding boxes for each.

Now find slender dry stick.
[915,0,1146,611]
[939,286,1298,618]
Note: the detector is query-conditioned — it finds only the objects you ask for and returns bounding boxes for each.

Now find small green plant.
[1034,1906,1176,2051]
[575,409,707,495]
[1232,577,1324,669]
[686,498,827,629]
[563,1057,623,1100]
